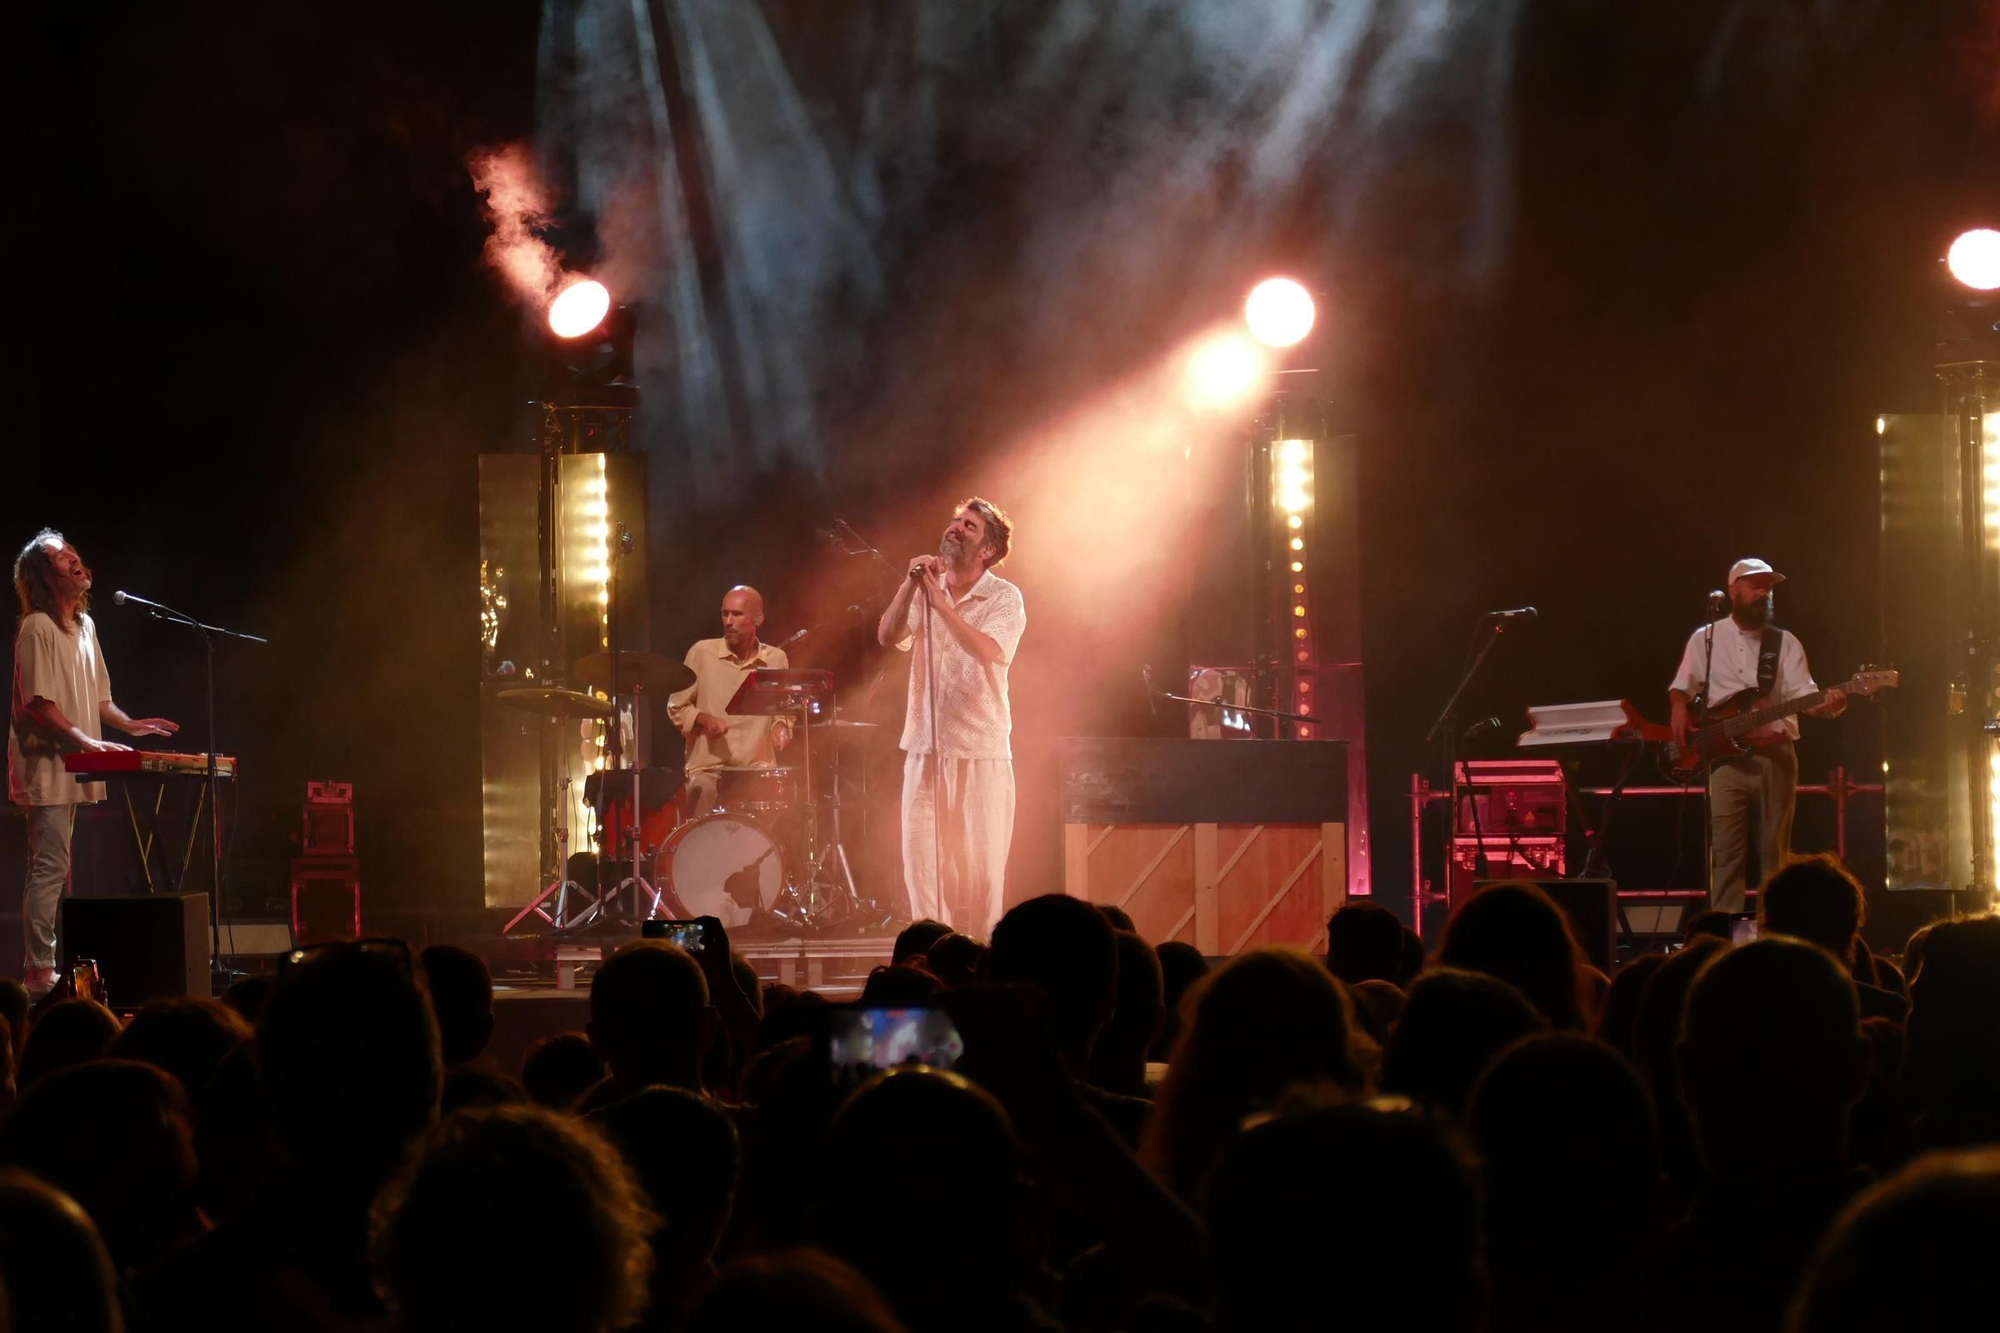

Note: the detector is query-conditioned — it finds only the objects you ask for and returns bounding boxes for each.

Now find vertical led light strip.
[1985,411,1999,854]
[572,457,614,851]
[1275,438,1316,738]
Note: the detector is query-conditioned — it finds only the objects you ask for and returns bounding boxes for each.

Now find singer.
[9,530,179,995]
[666,586,793,817]
[877,498,1025,934]
[1668,558,1845,913]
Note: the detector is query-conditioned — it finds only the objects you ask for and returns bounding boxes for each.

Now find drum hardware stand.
[503,773,598,933]
[570,525,664,930]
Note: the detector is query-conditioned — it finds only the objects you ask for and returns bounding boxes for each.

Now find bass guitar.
[1661,667,1899,783]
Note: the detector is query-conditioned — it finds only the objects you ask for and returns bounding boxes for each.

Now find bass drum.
[652,812,787,928]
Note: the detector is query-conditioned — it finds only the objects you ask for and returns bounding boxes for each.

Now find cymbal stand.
[766,697,821,929]
[797,711,872,927]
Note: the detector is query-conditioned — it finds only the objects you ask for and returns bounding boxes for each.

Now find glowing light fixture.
[549,279,612,338]
[1946,229,2000,291]
[1245,277,1316,348]
[1186,333,1267,408]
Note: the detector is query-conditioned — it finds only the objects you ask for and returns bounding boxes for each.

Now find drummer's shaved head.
[720,585,764,653]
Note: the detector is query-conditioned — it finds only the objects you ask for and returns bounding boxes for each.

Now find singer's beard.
[1732,597,1770,629]
[939,534,973,573]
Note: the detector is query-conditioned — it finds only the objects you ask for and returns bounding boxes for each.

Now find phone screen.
[824,1005,965,1087]
[641,920,707,954]
[1730,914,1759,946]
[71,958,105,1005]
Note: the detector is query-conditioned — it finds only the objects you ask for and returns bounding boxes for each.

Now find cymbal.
[811,719,878,730]
[497,686,616,720]
[572,650,695,695]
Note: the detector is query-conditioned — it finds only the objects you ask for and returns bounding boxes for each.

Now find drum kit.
[498,652,888,938]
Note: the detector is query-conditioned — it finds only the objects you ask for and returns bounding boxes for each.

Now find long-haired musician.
[9,530,178,995]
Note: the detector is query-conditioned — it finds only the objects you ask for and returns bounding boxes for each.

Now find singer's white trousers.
[901,753,1014,937]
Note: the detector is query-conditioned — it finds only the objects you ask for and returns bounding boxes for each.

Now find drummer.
[666,585,793,816]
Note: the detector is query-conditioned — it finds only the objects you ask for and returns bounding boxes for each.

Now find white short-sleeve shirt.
[898,569,1026,759]
[9,611,112,805]
[1670,619,1817,741]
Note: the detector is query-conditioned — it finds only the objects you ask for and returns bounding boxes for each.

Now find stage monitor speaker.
[1472,878,1616,973]
[60,892,210,1006]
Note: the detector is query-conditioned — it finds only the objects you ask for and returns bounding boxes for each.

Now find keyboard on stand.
[65,751,237,780]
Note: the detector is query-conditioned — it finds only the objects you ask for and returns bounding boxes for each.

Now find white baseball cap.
[1728,557,1786,586]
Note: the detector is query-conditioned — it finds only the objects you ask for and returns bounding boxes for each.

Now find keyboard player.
[9,530,179,995]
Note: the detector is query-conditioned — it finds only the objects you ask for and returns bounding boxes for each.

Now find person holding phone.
[877,498,1026,935]
[9,530,178,996]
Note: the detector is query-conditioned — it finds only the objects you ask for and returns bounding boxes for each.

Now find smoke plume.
[468,143,562,306]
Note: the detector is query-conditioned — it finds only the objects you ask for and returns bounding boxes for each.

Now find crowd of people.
[0,851,1994,1331]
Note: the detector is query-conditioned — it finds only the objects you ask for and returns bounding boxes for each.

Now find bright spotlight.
[1947,230,2000,291]
[549,279,612,338]
[1245,278,1315,348]
[1186,334,1266,408]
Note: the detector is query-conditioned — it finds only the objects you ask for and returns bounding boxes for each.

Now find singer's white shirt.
[1670,619,1816,741]
[8,611,112,805]
[896,569,1027,758]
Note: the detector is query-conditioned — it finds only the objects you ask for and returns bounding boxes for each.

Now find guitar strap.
[1757,626,1783,696]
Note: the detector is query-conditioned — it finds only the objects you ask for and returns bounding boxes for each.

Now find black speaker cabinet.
[1472,878,1617,973]
[60,892,210,1006]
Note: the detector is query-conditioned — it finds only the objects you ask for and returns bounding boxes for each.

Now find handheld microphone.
[1462,716,1503,740]
[616,523,635,555]
[1706,589,1728,616]
[1484,606,1537,624]
[781,628,809,648]
[909,562,927,581]
[113,591,167,611]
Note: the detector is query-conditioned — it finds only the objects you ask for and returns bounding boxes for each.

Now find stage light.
[1946,229,2000,291]
[549,279,612,337]
[1290,560,1303,572]
[1186,333,1266,408]
[1245,278,1315,348]
[1289,537,1304,551]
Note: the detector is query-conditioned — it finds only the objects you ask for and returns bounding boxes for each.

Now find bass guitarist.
[1669,558,1845,913]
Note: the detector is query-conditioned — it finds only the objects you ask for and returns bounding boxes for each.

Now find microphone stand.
[125,598,267,978]
[1422,618,1512,918]
[1693,602,1720,906]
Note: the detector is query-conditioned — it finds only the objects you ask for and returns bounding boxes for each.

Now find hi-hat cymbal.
[572,650,695,695]
[497,686,616,720]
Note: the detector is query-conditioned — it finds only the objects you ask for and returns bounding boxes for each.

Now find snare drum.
[715,765,797,812]
[651,811,787,928]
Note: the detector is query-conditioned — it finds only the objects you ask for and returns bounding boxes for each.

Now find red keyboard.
[64,751,237,780]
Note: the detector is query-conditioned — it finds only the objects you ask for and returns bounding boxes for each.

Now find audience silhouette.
[0,852,1982,1333]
